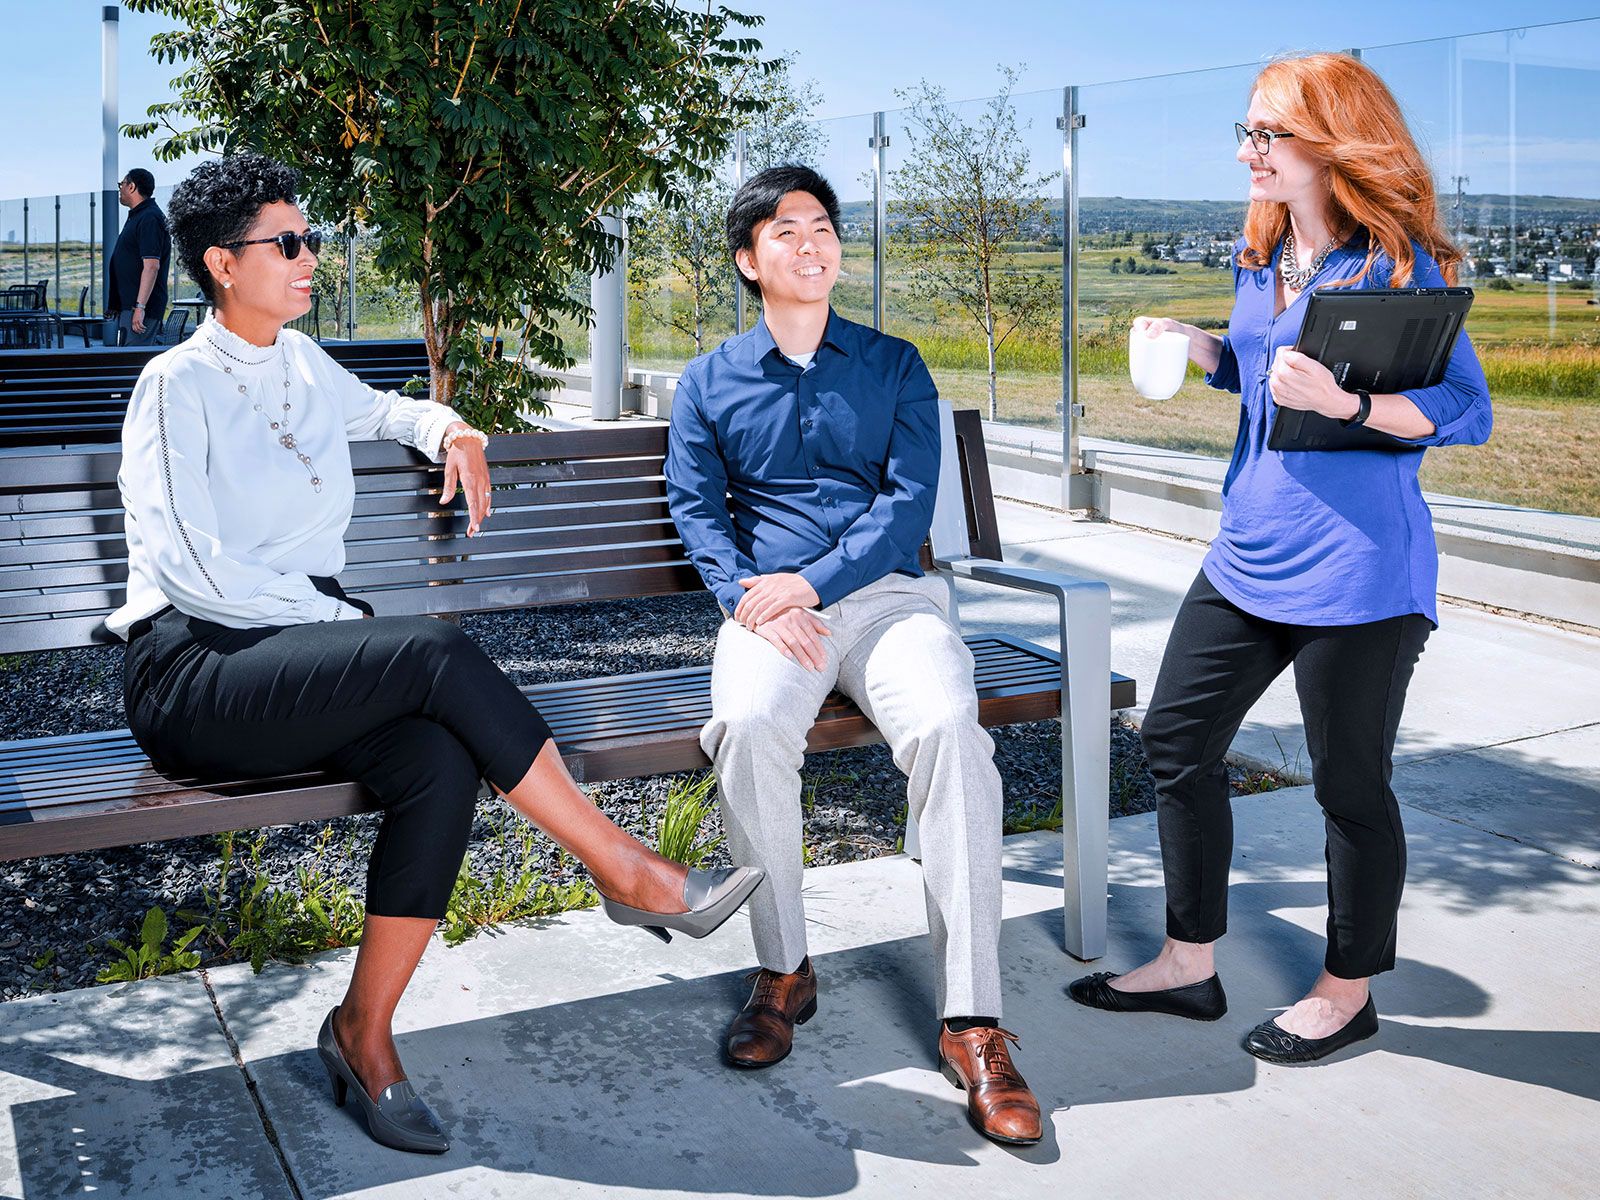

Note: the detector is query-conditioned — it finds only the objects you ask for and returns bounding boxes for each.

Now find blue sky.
[3,0,1598,203]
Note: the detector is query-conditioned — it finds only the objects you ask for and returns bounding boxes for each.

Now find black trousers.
[1141,570,1431,979]
[123,583,553,920]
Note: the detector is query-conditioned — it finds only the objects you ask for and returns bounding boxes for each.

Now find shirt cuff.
[321,596,366,622]
[714,579,749,617]
[799,559,850,611]
[417,405,463,462]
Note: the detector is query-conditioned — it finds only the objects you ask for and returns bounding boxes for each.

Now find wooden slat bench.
[0,408,1133,959]
[0,339,438,448]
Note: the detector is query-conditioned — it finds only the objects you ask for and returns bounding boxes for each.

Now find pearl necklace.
[1280,228,1344,292]
[208,335,323,493]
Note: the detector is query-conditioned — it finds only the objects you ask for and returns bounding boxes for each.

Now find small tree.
[887,67,1059,420]
[125,0,767,430]
[626,55,822,356]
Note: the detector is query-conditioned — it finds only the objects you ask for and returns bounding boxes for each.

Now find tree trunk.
[692,264,704,356]
[984,302,998,422]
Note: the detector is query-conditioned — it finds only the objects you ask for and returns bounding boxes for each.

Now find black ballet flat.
[1243,995,1378,1064]
[1067,970,1228,1021]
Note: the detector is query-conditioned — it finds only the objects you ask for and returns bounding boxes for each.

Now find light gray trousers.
[699,572,1004,1019]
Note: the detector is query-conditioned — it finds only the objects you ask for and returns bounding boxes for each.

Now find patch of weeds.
[802,768,857,815]
[1232,769,1286,795]
[1004,798,1064,835]
[182,828,367,974]
[442,808,597,947]
[96,907,202,984]
[31,948,56,972]
[654,772,723,867]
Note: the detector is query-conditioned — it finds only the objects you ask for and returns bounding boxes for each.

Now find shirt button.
[803,418,814,429]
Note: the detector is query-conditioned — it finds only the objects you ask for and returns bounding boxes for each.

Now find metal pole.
[21,199,28,283]
[589,213,625,420]
[101,4,120,344]
[346,227,357,340]
[54,196,61,308]
[1059,87,1090,510]
[870,112,888,331]
[733,129,746,333]
[89,194,97,314]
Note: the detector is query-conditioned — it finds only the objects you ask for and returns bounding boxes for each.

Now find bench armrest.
[935,555,1111,961]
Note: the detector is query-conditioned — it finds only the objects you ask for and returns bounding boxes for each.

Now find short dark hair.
[725,165,842,298]
[124,168,155,199]
[167,153,301,302]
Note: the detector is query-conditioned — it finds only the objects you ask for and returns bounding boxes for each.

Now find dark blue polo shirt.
[665,310,942,614]
[108,197,171,320]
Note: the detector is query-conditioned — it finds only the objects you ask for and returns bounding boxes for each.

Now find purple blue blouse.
[1201,232,1493,626]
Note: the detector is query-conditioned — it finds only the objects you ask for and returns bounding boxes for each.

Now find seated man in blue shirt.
[664,165,1041,1145]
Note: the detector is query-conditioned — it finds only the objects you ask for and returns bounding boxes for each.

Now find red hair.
[1239,53,1460,287]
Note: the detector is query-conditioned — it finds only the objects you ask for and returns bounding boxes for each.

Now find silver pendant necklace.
[1281,228,1343,292]
[211,338,323,492]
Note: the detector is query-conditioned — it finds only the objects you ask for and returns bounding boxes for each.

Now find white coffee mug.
[1128,327,1192,401]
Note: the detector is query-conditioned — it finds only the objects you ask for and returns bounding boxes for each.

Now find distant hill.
[838,193,1599,237]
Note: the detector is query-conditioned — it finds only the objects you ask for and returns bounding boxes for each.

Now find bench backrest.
[0,410,1000,657]
[0,340,436,448]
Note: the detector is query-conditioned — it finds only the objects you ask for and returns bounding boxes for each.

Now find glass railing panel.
[883,84,1065,430]
[1073,63,1258,458]
[625,150,742,375]
[1368,23,1600,516]
[803,110,875,330]
[0,199,26,291]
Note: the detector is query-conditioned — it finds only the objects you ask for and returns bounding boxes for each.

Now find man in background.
[109,168,171,345]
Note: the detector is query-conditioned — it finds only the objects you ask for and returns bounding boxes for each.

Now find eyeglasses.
[1235,123,1296,155]
[218,230,324,260]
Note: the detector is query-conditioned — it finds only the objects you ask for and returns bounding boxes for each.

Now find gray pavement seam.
[1392,799,1600,873]
[199,968,307,1200]
[1393,719,1600,767]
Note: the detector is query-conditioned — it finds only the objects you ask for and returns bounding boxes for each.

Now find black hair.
[725,165,842,298]
[124,168,155,199]
[166,153,302,302]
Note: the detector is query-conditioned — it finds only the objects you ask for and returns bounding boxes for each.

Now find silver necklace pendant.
[223,349,322,492]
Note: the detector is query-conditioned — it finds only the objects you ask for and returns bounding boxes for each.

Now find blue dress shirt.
[1202,232,1494,626]
[665,310,942,614]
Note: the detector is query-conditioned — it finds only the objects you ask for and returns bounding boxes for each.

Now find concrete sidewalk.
[2,504,1595,1199]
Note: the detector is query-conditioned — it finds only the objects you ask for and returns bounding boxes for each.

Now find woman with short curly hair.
[110,153,761,1153]
[1069,54,1492,1064]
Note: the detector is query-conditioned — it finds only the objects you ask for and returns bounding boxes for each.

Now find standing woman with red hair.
[1069,53,1492,1062]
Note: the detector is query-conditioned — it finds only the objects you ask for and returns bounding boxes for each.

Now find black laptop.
[1268,287,1475,451]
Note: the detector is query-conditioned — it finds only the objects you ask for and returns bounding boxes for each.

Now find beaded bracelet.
[442,426,489,454]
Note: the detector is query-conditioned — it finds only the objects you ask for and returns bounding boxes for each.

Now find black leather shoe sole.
[1067,971,1228,1021]
[1243,995,1378,1064]
[724,996,817,1069]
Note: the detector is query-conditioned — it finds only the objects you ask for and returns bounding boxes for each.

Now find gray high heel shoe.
[317,1008,450,1155]
[600,865,764,943]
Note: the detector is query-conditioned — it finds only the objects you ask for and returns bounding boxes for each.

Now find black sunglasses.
[218,230,324,259]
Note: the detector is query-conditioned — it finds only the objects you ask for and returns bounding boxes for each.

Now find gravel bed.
[0,593,1273,999]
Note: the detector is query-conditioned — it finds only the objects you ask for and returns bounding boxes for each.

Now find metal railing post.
[1059,87,1091,510]
[54,197,61,308]
[21,198,28,282]
[346,227,358,340]
[870,112,888,331]
[88,194,97,315]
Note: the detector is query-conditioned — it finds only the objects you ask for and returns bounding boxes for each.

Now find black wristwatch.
[1342,389,1373,428]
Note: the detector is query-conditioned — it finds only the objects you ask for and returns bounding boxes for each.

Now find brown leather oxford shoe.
[724,956,818,1068]
[937,1024,1043,1145]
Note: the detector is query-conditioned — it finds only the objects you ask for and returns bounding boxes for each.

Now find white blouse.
[106,319,462,638]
